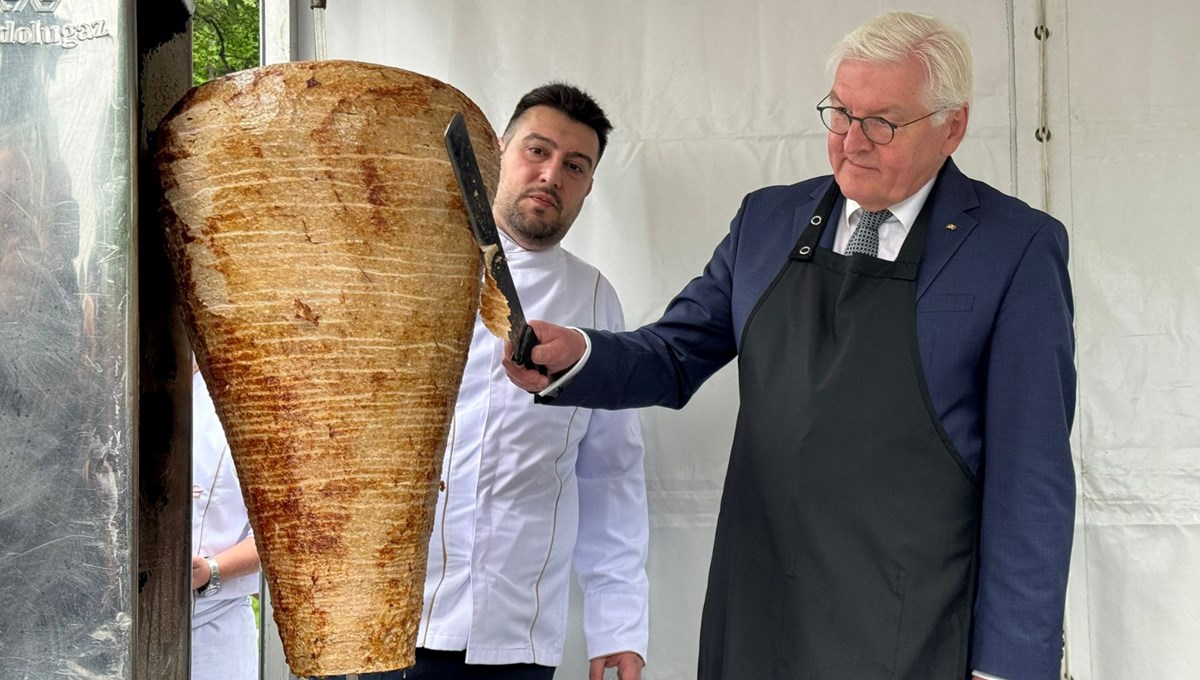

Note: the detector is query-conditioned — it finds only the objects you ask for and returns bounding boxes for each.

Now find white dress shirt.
[419,233,649,667]
[833,176,936,260]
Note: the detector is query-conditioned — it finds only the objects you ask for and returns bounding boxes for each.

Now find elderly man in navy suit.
[504,11,1075,680]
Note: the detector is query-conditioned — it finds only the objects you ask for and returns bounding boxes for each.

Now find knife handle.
[512,325,548,376]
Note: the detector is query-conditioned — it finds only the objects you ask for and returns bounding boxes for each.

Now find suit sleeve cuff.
[536,327,591,402]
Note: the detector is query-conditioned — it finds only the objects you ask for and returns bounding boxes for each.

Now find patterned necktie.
[845,208,893,257]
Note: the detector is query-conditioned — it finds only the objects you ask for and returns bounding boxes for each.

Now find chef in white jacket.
[191,365,262,680]
[402,83,649,680]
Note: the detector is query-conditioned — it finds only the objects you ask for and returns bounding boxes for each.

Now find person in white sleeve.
[191,363,262,680]
[356,83,649,680]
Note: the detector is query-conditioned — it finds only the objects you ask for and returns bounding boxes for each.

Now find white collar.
[498,229,563,268]
[843,174,938,232]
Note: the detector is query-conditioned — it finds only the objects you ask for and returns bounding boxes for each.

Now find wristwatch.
[196,556,221,597]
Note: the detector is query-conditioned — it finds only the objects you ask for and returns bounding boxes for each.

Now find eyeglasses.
[816,95,944,145]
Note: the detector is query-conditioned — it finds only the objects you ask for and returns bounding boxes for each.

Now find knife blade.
[311,0,327,60]
[443,111,546,374]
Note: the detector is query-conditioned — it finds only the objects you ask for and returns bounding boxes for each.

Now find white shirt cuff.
[536,326,590,399]
[972,671,1008,680]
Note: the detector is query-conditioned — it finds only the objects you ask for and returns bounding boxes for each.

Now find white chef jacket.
[418,233,649,667]
[191,371,259,680]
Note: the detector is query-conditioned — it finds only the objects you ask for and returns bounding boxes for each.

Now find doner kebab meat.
[154,60,506,677]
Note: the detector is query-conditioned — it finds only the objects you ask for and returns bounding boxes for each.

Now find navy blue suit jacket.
[552,159,1076,680]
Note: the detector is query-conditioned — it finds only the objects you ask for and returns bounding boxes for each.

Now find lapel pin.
[945,223,958,231]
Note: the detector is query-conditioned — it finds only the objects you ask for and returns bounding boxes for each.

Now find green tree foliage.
[192,0,260,85]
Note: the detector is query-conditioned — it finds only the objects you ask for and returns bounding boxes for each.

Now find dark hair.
[502,82,614,161]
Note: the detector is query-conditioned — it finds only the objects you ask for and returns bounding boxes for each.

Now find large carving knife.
[444,112,546,374]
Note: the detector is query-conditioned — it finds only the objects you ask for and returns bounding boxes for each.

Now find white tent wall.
[257,2,1200,678]
[1056,2,1200,678]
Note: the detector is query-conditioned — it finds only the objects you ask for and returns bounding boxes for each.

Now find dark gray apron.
[698,179,980,680]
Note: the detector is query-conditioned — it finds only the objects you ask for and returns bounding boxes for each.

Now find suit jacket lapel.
[916,159,979,301]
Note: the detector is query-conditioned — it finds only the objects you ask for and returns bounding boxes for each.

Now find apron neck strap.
[892,163,953,278]
[790,180,841,261]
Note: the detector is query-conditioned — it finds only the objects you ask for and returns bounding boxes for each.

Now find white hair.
[828,12,973,124]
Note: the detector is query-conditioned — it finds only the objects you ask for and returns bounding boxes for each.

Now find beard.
[497,188,574,250]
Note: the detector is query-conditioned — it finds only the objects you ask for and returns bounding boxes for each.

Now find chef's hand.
[588,651,644,680]
[191,555,211,590]
[502,320,586,393]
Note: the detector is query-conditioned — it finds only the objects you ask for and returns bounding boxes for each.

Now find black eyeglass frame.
[816,95,945,145]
